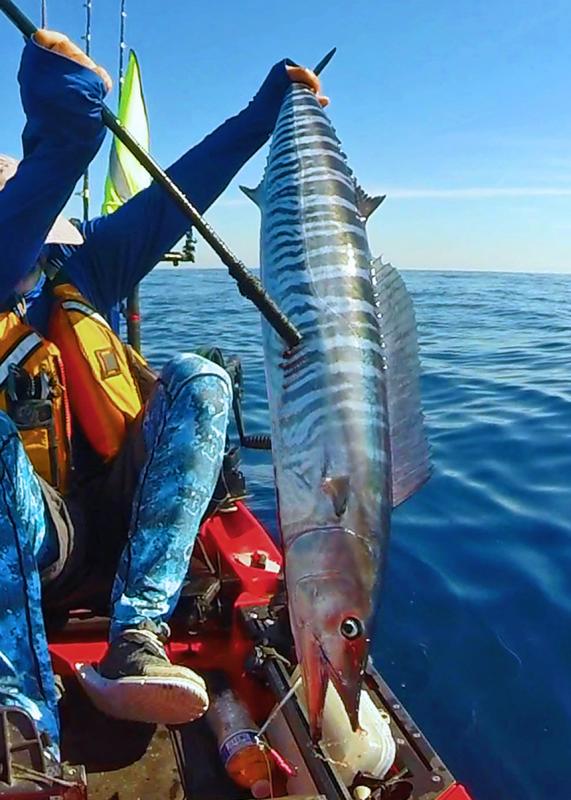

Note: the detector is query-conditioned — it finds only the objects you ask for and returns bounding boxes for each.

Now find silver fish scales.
[242,84,430,740]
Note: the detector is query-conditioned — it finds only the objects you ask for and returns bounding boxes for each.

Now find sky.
[1,0,570,272]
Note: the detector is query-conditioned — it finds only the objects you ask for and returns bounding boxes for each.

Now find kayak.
[0,358,474,800]
[3,512,474,800]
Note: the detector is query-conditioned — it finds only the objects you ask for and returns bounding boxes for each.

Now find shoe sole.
[75,662,209,725]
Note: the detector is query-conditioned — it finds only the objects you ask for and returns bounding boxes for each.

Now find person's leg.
[110,352,232,634]
[77,354,231,724]
[0,412,61,761]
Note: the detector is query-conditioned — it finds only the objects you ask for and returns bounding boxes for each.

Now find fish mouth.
[298,623,365,742]
[300,635,329,742]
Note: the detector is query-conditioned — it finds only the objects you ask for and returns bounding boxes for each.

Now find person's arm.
[0,33,109,304]
[65,61,324,312]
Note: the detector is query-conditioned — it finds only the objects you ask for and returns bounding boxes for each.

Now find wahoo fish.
[242,84,430,740]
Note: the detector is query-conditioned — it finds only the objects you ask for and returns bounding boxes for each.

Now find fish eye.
[340,616,363,640]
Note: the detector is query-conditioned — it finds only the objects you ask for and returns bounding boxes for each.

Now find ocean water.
[140,267,571,800]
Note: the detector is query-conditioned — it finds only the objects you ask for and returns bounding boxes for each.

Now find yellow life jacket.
[0,283,148,492]
[48,283,144,463]
[0,307,71,492]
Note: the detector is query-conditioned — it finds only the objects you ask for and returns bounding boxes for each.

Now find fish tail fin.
[372,257,432,506]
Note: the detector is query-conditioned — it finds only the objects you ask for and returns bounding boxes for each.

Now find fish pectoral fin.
[355,183,386,222]
[371,257,432,507]
[239,183,264,207]
[321,475,350,517]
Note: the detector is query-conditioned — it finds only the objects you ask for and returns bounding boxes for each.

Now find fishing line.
[259,744,275,800]
[256,671,351,773]
[256,673,302,741]
[312,748,350,770]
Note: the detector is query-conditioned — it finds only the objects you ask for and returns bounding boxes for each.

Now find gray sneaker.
[76,624,209,726]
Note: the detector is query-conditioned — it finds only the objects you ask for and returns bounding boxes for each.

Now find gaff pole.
[0,0,302,348]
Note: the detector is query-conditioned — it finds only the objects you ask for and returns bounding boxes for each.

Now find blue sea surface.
[140,267,571,800]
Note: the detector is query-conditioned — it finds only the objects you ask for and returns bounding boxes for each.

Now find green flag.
[102,50,151,215]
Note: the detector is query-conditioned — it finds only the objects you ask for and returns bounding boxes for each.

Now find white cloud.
[380,187,571,199]
[219,186,571,204]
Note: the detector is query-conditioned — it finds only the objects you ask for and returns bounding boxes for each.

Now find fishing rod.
[118,0,127,91]
[0,0,303,349]
[81,0,93,223]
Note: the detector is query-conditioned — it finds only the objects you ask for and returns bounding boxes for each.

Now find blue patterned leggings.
[0,353,231,760]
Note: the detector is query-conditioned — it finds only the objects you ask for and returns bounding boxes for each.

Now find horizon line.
[156,263,571,275]
[218,186,571,206]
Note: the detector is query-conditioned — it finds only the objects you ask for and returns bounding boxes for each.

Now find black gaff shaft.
[0,0,302,348]
[313,47,336,77]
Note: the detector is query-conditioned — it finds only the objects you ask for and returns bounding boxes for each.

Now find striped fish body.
[243,85,429,738]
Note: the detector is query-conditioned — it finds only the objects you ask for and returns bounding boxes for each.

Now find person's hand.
[33,29,112,93]
[286,65,329,107]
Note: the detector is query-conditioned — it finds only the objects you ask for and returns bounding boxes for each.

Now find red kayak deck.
[42,502,470,800]
[1,502,474,799]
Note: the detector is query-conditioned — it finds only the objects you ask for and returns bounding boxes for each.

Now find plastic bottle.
[206,684,274,799]
[321,680,396,785]
[292,667,396,786]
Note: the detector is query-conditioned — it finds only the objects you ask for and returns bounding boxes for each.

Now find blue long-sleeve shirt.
[0,40,106,308]
[1,39,290,334]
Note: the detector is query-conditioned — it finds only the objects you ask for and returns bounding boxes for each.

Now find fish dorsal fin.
[321,475,350,518]
[355,184,386,222]
[239,183,264,208]
[371,257,431,507]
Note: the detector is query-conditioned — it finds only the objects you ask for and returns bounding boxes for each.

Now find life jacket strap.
[60,300,112,330]
[0,332,43,386]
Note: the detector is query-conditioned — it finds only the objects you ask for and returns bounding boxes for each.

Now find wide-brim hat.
[0,154,84,246]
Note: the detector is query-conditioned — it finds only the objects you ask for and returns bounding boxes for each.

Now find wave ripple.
[141,268,571,800]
